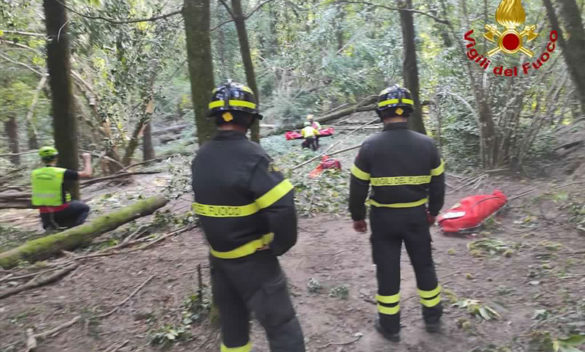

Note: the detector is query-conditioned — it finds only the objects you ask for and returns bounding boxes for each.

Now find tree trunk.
[142,123,155,161]
[122,98,154,166]
[43,0,79,199]
[4,116,20,165]
[336,5,345,51]
[184,0,216,146]
[0,196,169,269]
[455,0,498,167]
[231,0,261,142]
[543,0,585,116]
[25,76,46,150]
[399,0,426,134]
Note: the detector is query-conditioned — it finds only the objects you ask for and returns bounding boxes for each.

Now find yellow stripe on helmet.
[208,99,257,110]
[209,100,225,109]
[377,98,414,108]
[229,100,256,109]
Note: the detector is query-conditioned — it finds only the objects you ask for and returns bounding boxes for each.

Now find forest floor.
[1,118,584,352]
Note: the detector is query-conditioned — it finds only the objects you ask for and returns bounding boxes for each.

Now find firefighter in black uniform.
[349,85,445,341]
[191,81,305,352]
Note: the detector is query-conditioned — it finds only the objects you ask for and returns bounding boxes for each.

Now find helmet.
[306,114,314,121]
[39,146,58,160]
[208,81,262,120]
[376,85,414,118]
[304,121,311,127]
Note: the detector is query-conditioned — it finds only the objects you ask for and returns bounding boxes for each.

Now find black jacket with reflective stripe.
[191,130,297,256]
[349,122,445,220]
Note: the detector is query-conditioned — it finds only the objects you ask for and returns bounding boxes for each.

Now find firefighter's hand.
[82,152,91,160]
[353,220,368,233]
[426,211,436,226]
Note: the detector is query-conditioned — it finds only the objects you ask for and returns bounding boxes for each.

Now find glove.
[353,220,368,233]
[426,210,436,226]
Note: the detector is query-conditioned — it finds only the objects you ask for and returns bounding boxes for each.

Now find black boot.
[374,318,400,342]
[423,303,443,333]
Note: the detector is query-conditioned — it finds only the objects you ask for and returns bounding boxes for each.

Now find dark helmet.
[376,85,414,118]
[207,81,263,120]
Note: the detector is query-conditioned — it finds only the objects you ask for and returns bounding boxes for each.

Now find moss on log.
[0,196,169,269]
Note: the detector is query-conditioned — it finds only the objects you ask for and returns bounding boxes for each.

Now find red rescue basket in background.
[437,190,508,234]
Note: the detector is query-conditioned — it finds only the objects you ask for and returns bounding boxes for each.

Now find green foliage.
[307,277,322,294]
[467,238,518,257]
[149,290,211,347]
[453,299,501,321]
[329,285,349,300]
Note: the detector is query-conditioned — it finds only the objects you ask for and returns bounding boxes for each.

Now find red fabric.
[437,190,507,233]
[285,127,335,140]
[39,203,70,214]
[309,155,341,178]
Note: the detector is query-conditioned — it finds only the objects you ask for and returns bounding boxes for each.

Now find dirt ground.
[1,168,584,352]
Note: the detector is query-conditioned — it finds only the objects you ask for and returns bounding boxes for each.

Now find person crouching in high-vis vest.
[301,122,319,151]
[31,147,93,231]
[191,81,305,352]
[306,114,321,148]
[349,85,446,341]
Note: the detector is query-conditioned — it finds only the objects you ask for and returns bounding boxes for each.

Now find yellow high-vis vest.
[31,167,70,206]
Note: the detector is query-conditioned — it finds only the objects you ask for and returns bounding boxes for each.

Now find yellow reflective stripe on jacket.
[351,164,370,181]
[255,179,294,209]
[377,98,414,108]
[208,100,257,110]
[370,175,431,186]
[193,202,259,217]
[221,341,253,352]
[377,303,400,315]
[376,293,400,304]
[367,198,428,208]
[431,159,445,176]
[420,295,441,308]
[418,285,441,298]
[210,233,274,259]
[193,179,293,217]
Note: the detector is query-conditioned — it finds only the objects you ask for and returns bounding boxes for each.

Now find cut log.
[0,196,169,269]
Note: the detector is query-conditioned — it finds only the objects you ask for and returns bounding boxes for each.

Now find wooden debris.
[0,264,78,299]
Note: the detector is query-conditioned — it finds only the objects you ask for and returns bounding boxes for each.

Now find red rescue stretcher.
[437,190,508,234]
[308,155,342,178]
[285,127,335,140]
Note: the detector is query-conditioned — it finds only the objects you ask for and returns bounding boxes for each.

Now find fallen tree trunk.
[315,95,377,125]
[152,124,189,136]
[0,195,169,269]
[262,95,377,138]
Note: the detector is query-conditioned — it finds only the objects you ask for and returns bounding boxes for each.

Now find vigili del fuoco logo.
[464,0,558,77]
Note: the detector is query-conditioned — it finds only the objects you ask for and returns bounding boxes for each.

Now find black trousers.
[370,206,442,333]
[301,137,318,151]
[40,201,90,230]
[211,251,305,352]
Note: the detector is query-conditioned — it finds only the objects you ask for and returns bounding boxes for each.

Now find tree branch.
[217,0,235,19]
[211,0,276,31]
[0,52,45,76]
[334,0,450,24]
[55,0,183,25]
[0,30,46,37]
